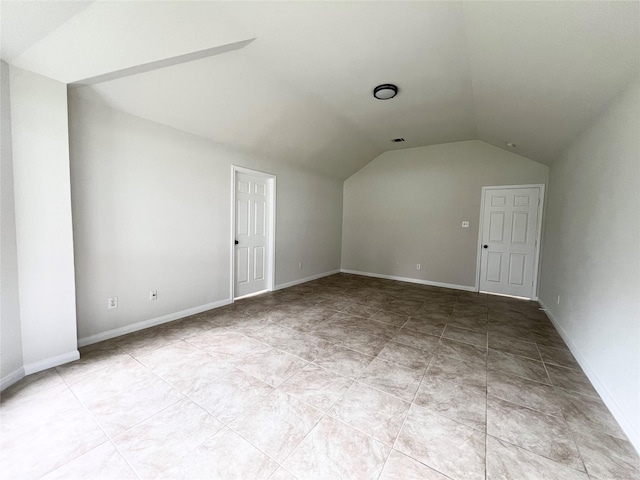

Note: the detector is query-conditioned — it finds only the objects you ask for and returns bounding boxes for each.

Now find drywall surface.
[0,61,24,384]
[539,79,640,451]
[9,66,78,369]
[68,96,343,341]
[341,140,549,288]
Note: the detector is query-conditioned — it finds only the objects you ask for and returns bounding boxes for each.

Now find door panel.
[236,247,249,285]
[234,172,271,298]
[486,252,502,283]
[489,212,505,242]
[254,202,266,236]
[254,246,265,281]
[508,253,526,285]
[237,199,250,236]
[511,212,529,243]
[479,187,541,298]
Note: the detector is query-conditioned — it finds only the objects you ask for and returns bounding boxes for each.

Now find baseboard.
[340,269,477,293]
[274,270,341,291]
[539,299,639,453]
[78,272,341,348]
[78,298,233,347]
[23,350,80,376]
[1,366,25,391]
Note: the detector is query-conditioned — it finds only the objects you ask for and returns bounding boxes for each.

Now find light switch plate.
[462,221,470,228]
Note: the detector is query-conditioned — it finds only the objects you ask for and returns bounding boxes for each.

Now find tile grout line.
[485,432,591,475]
[8,276,634,479]
[90,347,231,478]
[484,304,489,480]
[375,300,443,480]
[56,370,146,480]
[534,339,591,475]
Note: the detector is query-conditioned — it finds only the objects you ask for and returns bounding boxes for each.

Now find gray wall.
[68,96,343,344]
[341,140,549,288]
[8,66,78,373]
[539,79,640,450]
[0,61,23,386]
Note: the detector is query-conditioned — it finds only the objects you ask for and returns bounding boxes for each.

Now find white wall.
[9,66,78,372]
[0,61,24,387]
[539,79,640,451]
[341,140,549,288]
[68,96,343,344]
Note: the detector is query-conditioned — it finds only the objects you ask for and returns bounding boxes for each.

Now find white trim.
[480,291,530,301]
[340,269,476,292]
[475,184,545,300]
[78,298,232,347]
[539,299,639,453]
[1,366,25,391]
[235,289,269,300]
[231,166,276,301]
[23,350,80,375]
[274,270,341,291]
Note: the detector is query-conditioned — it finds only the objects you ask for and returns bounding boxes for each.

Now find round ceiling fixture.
[373,84,398,100]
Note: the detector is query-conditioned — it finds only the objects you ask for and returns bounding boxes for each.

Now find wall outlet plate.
[150,290,158,301]
[107,296,118,309]
[462,221,470,228]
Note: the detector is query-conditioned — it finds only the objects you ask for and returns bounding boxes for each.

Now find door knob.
[235,240,239,245]
[483,245,488,249]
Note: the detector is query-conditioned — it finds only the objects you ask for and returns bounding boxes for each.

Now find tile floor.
[1,273,638,479]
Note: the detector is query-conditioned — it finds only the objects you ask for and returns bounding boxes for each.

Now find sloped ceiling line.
[71,39,256,86]
[3,1,639,179]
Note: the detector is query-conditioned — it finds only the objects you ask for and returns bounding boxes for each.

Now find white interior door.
[234,171,272,298]
[479,186,543,299]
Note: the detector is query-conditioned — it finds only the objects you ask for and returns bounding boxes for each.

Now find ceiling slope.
[2,1,639,179]
[463,1,640,163]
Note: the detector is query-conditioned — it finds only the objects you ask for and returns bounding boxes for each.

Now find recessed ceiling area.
[2,1,638,178]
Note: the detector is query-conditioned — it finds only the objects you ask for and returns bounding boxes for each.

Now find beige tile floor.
[1,273,639,479]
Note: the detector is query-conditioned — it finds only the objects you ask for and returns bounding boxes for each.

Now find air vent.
[391,138,405,143]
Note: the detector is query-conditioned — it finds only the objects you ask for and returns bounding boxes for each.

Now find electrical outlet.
[107,296,118,309]
[150,290,158,301]
[416,264,421,270]
[298,262,303,269]
[461,221,470,228]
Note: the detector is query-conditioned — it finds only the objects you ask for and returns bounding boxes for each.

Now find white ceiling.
[2,1,639,179]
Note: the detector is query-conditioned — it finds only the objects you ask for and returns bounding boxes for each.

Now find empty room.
[1,1,639,479]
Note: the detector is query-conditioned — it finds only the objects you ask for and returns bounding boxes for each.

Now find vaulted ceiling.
[2,1,639,179]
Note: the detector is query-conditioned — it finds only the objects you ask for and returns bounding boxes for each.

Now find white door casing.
[477,185,544,299]
[232,167,275,299]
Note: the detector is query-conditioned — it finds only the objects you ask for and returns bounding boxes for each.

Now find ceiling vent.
[391,138,405,143]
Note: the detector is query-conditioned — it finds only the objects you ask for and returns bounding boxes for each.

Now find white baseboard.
[78,298,233,347]
[1,366,25,391]
[23,350,80,376]
[78,271,341,348]
[539,299,639,454]
[274,270,341,291]
[340,269,477,293]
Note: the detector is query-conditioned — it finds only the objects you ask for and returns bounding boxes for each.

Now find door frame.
[474,184,545,300]
[230,165,277,301]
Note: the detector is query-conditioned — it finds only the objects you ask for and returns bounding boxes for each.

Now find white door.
[479,186,543,298]
[234,172,272,298]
